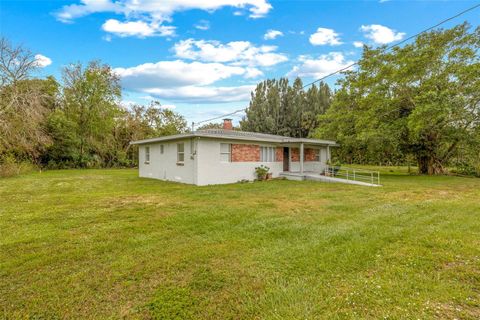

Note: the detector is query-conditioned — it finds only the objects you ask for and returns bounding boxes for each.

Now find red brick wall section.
[291,148,300,161]
[276,147,283,162]
[290,148,318,162]
[305,148,318,161]
[231,144,260,162]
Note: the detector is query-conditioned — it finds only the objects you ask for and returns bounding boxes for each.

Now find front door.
[283,147,289,171]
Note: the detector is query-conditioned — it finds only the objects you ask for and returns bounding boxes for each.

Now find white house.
[130,119,337,186]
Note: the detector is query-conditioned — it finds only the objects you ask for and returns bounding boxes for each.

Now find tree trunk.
[417,154,444,175]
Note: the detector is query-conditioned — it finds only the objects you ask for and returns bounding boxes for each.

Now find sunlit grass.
[1,168,479,319]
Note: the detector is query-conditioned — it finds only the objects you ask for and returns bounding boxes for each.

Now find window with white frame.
[260,146,276,162]
[220,143,231,162]
[145,146,150,164]
[177,143,184,163]
[160,144,164,154]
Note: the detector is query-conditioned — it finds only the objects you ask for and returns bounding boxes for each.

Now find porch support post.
[288,147,291,172]
[327,145,330,162]
[300,143,304,174]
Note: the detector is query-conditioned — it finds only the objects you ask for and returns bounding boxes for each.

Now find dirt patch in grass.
[99,195,172,213]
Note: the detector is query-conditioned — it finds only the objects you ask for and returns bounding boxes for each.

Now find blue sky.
[1,0,479,125]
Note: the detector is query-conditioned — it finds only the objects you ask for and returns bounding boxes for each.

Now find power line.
[195,108,246,125]
[301,2,480,89]
[192,108,246,130]
[193,2,480,128]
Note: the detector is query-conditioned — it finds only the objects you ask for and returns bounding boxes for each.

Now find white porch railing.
[324,165,380,185]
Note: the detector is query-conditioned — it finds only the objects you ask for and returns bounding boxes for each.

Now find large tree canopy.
[241,78,331,138]
[315,23,480,174]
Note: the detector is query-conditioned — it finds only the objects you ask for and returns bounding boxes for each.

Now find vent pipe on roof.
[223,118,233,130]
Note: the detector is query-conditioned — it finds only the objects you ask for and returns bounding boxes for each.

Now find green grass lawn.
[1,168,479,319]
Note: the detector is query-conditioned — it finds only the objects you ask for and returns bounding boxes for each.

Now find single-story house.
[130,119,337,186]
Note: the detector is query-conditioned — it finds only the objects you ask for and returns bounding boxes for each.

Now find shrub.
[255,165,270,180]
[451,160,480,177]
[0,155,36,178]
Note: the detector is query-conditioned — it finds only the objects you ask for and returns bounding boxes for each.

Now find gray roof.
[131,129,337,146]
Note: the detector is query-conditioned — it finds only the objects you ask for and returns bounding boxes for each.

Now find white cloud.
[102,19,175,37]
[360,24,405,45]
[55,0,121,23]
[55,0,273,34]
[244,67,263,78]
[161,104,177,109]
[287,52,354,79]
[114,60,248,89]
[144,85,255,103]
[353,41,364,48]
[55,1,272,38]
[264,29,283,40]
[309,28,342,46]
[114,59,258,103]
[34,54,52,67]
[194,20,210,31]
[173,39,287,67]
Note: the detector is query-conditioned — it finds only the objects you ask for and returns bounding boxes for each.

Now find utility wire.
[193,108,246,128]
[301,2,480,89]
[193,3,480,129]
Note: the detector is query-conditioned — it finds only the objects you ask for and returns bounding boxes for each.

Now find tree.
[0,38,57,162]
[113,101,188,166]
[196,122,223,130]
[315,23,480,174]
[241,78,332,138]
[61,61,122,167]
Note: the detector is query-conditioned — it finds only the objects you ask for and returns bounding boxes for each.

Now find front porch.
[280,142,331,173]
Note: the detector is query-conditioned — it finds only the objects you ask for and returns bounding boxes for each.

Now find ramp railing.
[324,165,380,185]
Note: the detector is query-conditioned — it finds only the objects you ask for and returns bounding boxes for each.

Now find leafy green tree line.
[0,38,187,174]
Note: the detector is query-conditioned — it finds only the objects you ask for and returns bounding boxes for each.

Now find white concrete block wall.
[138,139,195,184]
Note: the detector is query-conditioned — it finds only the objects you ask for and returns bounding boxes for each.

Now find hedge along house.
[130,119,337,186]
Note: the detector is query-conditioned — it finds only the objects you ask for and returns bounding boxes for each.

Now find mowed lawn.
[1,169,479,319]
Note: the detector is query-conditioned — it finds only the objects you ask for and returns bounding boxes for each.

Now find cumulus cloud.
[194,20,210,31]
[309,28,342,46]
[34,54,52,67]
[173,39,288,67]
[55,0,272,38]
[114,60,258,103]
[264,29,283,40]
[287,52,354,79]
[144,85,255,103]
[353,41,364,48]
[360,24,405,45]
[114,60,249,89]
[102,19,175,37]
[55,0,121,23]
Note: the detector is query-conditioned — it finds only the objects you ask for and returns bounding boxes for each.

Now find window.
[260,146,276,162]
[177,143,184,163]
[145,146,150,164]
[160,145,164,154]
[220,143,231,162]
[314,149,320,161]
